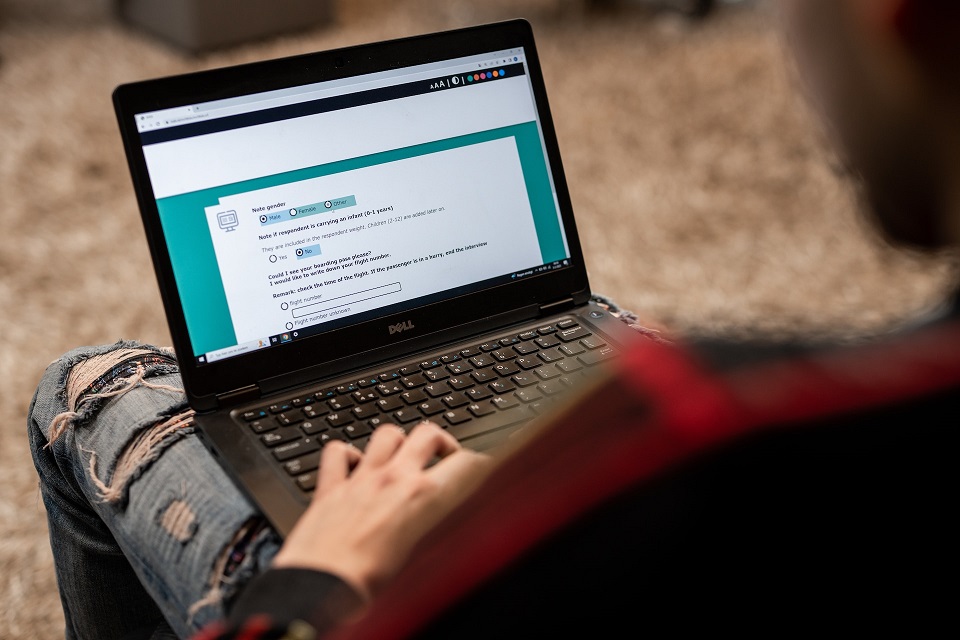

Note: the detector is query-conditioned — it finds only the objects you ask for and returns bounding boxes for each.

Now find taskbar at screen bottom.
[196,258,573,366]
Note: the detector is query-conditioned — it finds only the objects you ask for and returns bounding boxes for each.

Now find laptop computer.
[112,18,642,536]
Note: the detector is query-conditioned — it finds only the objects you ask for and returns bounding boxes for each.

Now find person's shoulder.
[687,289,960,374]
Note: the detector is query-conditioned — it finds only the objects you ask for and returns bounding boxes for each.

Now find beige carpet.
[1,0,957,637]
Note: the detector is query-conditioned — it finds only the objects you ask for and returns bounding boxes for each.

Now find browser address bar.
[194,59,498,119]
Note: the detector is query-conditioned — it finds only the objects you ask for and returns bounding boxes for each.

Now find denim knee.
[27,340,280,638]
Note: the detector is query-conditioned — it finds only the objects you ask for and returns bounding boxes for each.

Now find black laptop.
[112,19,641,536]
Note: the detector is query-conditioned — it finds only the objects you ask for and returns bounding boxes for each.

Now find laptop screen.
[133,44,574,366]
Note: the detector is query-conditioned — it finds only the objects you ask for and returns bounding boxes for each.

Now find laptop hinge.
[216,384,261,408]
[539,297,575,314]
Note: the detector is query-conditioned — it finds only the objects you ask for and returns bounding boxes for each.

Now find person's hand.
[271,421,492,601]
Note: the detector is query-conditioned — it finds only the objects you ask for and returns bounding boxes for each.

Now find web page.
[139,51,570,362]
[207,136,541,346]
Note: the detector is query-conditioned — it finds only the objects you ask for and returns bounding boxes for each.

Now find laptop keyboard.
[235,318,618,495]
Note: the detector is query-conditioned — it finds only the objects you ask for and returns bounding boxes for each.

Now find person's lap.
[28,296,648,638]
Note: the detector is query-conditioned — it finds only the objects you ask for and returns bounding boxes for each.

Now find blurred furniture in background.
[588,0,716,18]
[114,0,333,53]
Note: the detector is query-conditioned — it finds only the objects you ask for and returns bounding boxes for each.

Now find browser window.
[135,46,573,364]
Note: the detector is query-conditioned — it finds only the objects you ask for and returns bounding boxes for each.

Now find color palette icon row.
[466,69,506,83]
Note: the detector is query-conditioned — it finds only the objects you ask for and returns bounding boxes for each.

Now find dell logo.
[389,320,415,335]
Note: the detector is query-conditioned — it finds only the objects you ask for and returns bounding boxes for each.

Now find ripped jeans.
[27,341,281,639]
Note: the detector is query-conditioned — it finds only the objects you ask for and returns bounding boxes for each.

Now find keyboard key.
[514,342,540,355]
[442,409,473,425]
[560,342,586,356]
[276,412,304,426]
[418,399,446,415]
[296,472,317,492]
[366,416,388,429]
[423,368,449,382]
[557,326,591,342]
[326,412,354,428]
[447,376,474,390]
[469,354,495,368]
[511,372,538,387]
[376,396,404,412]
[579,345,617,366]
[537,348,564,363]
[423,382,452,397]
[401,373,427,388]
[376,382,404,395]
[529,400,551,414]
[398,389,425,405]
[442,392,470,408]
[536,325,557,335]
[417,398,447,416]
[316,387,338,401]
[343,422,372,439]
[300,420,327,435]
[492,349,517,362]
[272,437,320,462]
[556,359,583,373]
[535,366,562,380]
[319,431,348,445]
[392,408,422,424]
[538,379,566,396]
[465,386,493,401]
[493,362,520,377]
[535,335,561,349]
[580,336,607,350]
[556,318,577,329]
[248,420,275,434]
[352,390,379,404]
[516,388,543,403]
[467,402,496,417]
[518,330,538,341]
[262,430,301,447]
[515,357,541,370]
[489,379,516,394]
[328,396,355,411]
[283,452,320,476]
[303,404,328,419]
[471,368,496,383]
[242,410,268,422]
[446,362,472,375]
[492,395,520,410]
[560,374,583,387]
[352,405,379,420]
